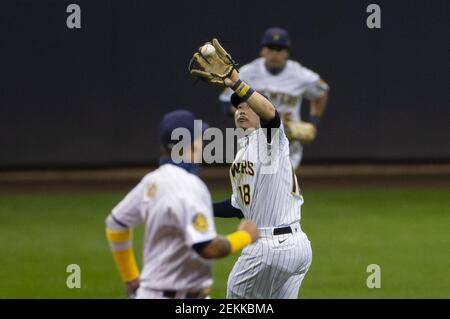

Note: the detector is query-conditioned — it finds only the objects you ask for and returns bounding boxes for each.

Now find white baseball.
[201,44,216,57]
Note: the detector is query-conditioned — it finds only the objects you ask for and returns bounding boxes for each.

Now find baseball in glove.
[285,121,317,144]
[188,38,238,86]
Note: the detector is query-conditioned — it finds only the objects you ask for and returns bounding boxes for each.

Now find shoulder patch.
[192,213,208,233]
[147,184,157,199]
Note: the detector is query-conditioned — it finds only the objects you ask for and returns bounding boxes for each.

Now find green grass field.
[1,187,449,298]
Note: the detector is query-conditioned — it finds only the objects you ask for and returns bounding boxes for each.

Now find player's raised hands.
[188,38,238,86]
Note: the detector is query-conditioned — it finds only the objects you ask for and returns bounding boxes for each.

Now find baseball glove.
[188,38,237,86]
[285,121,317,144]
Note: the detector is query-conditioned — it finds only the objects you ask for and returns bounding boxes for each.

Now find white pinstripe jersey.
[111,164,216,291]
[230,122,304,227]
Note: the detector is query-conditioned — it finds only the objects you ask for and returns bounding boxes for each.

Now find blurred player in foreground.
[105,110,258,299]
[219,27,329,169]
[190,39,312,298]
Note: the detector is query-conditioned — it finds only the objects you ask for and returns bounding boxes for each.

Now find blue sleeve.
[213,199,244,219]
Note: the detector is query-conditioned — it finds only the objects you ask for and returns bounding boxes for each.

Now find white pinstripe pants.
[227,225,312,299]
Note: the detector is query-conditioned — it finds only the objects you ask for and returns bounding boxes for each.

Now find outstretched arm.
[194,220,259,259]
[224,70,276,122]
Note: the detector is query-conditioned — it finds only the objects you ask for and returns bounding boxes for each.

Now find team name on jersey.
[230,160,254,178]
[264,91,298,107]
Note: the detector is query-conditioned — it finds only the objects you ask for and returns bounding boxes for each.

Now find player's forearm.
[227,70,276,121]
[105,215,140,282]
[246,91,276,121]
[310,92,328,117]
[199,230,253,259]
[309,92,328,128]
[198,237,231,259]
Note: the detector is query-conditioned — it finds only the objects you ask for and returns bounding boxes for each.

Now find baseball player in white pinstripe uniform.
[219,27,329,169]
[105,110,258,299]
[209,66,313,298]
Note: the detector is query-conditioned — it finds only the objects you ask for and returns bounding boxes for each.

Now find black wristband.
[231,79,243,91]
[231,79,255,100]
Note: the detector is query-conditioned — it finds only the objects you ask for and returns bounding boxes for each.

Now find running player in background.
[105,110,258,299]
[219,27,329,169]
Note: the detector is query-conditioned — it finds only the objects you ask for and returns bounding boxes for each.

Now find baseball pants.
[227,223,312,299]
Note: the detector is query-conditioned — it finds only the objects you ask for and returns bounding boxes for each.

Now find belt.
[258,223,300,237]
[273,226,292,235]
